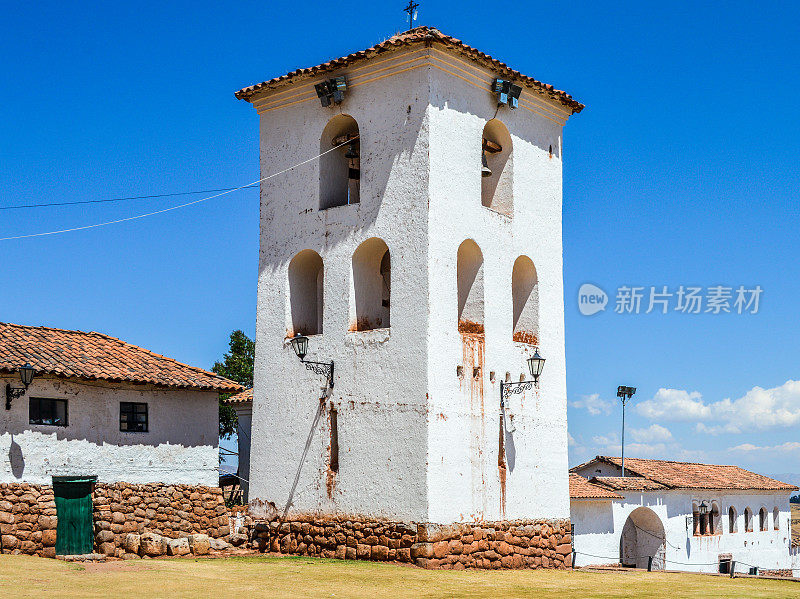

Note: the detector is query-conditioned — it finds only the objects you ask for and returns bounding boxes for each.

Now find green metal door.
[53,477,95,556]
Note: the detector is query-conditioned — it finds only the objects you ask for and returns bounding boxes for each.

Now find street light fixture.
[617,385,637,476]
[290,334,334,389]
[6,363,36,410]
[500,349,545,406]
[698,501,709,516]
[527,349,545,382]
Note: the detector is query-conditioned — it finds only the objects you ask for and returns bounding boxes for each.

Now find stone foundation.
[0,482,229,558]
[241,515,572,570]
[760,569,793,578]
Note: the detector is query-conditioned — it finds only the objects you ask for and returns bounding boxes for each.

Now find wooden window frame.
[29,397,68,427]
[120,401,148,433]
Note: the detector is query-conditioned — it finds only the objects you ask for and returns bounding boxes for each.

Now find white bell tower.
[237,27,582,526]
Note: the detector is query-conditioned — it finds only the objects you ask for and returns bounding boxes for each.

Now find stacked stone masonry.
[244,515,572,570]
[761,569,793,578]
[0,483,228,559]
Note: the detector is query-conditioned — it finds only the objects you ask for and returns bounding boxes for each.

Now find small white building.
[236,26,583,526]
[570,456,799,576]
[0,322,242,486]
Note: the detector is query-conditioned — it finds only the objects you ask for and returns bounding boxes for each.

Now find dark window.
[120,402,148,432]
[29,398,68,427]
[329,407,339,473]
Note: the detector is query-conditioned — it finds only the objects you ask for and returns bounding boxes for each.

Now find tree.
[212,330,255,439]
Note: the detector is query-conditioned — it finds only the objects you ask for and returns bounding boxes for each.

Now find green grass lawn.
[0,554,798,599]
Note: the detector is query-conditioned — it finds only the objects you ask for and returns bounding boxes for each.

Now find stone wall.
[0,483,54,556]
[0,482,228,558]
[760,568,793,578]
[243,515,572,570]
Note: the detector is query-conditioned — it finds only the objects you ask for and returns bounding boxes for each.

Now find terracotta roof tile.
[572,456,798,492]
[569,473,622,499]
[0,322,242,393]
[590,476,668,492]
[235,26,584,114]
[224,388,253,404]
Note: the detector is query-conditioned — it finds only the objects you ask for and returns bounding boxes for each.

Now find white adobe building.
[570,456,800,576]
[236,27,583,525]
[0,322,241,486]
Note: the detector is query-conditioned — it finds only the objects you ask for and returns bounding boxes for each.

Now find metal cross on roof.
[404,0,419,30]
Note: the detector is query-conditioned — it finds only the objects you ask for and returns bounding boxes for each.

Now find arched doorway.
[620,507,666,569]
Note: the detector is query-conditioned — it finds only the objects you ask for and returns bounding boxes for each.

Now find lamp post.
[616,385,636,476]
[6,363,35,410]
[500,349,545,407]
[289,334,334,390]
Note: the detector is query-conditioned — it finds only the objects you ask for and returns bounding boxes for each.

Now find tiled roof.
[590,476,668,492]
[0,322,243,393]
[569,473,622,500]
[224,388,253,404]
[235,27,584,114]
[572,456,798,492]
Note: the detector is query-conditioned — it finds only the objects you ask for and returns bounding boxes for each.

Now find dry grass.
[1,554,799,599]
[792,503,800,546]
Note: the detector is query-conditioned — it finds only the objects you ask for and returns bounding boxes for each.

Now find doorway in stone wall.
[620,506,666,570]
[53,475,96,555]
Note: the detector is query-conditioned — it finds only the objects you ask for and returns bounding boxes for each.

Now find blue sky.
[2,1,798,479]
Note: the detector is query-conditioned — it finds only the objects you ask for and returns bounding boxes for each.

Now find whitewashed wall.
[248,46,574,523]
[250,48,432,522]
[426,50,570,523]
[570,499,618,562]
[0,376,219,486]
[571,489,795,573]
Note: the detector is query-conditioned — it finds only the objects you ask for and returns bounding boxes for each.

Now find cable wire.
[629,520,684,551]
[573,550,765,569]
[0,186,258,211]
[0,140,349,242]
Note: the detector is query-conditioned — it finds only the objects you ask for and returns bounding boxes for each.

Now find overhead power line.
[0,141,349,242]
[0,186,258,211]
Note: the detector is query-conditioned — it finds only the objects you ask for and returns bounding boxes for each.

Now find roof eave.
[0,369,243,394]
[234,28,584,114]
[570,496,620,501]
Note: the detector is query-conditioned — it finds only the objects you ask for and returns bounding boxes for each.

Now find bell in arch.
[481,151,492,178]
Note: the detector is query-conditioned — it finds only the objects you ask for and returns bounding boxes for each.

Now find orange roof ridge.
[224,388,253,404]
[0,321,242,393]
[597,455,740,469]
[569,473,622,500]
[235,26,584,113]
[572,455,797,492]
[0,321,227,380]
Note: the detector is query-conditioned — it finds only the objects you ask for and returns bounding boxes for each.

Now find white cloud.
[568,432,577,447]
[571,393,613,416]
[624,443,669,456]
[584,425,706,462]
[630,424,673,443]
[636,381,800,435]
[636,389,709,420]
[729,441,800,453]
[588,431,669,458]
[592,432,619,446]
[592,426,671,447]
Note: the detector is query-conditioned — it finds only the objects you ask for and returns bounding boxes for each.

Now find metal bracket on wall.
[5,384,26,410]
[303,360,335,389]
